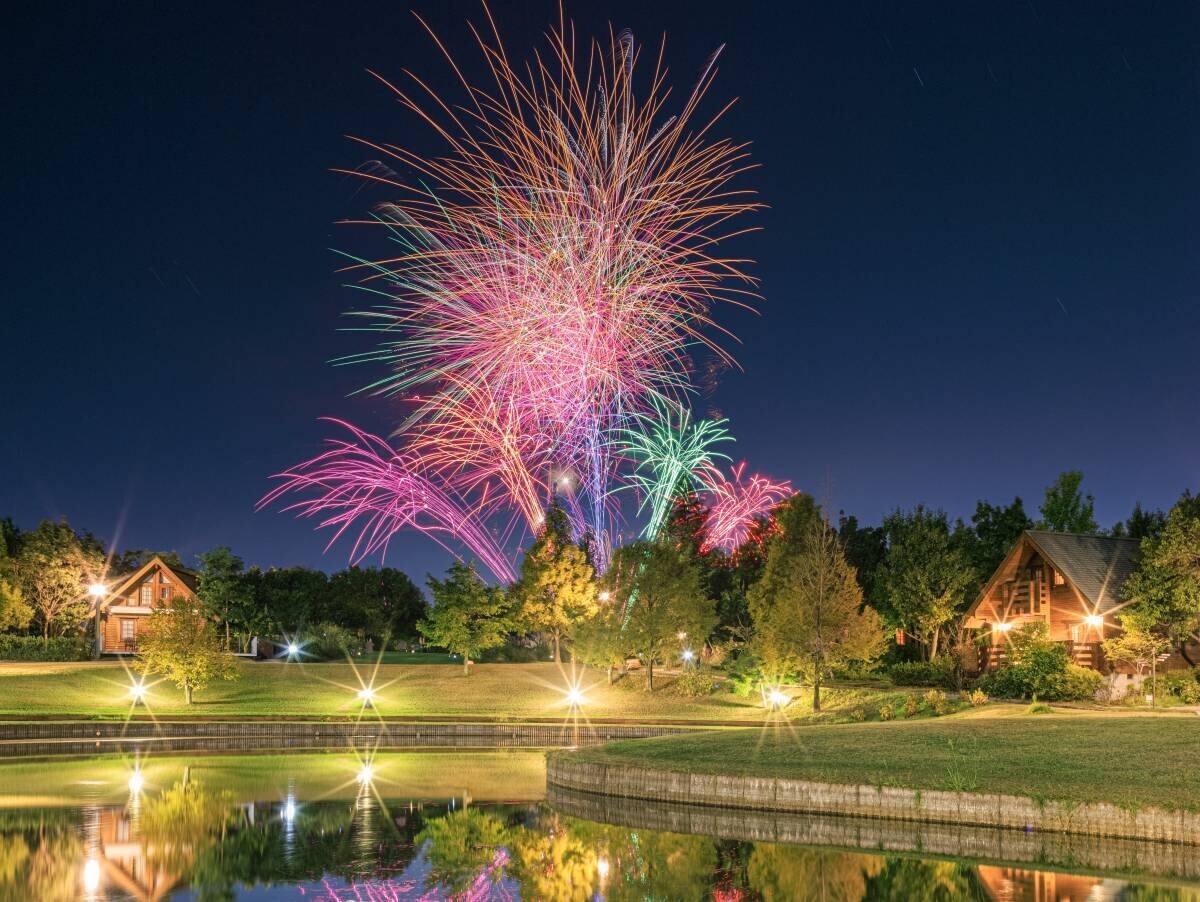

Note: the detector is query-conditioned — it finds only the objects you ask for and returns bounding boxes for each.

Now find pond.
[0,750,1196,900]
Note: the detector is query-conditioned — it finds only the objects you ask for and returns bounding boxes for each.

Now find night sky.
[4,2,1198,579]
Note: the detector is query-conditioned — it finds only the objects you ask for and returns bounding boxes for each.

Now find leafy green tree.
[1038,470,1099,533]
[966,496,1033,579]
[420,562,510,675]
[837,513,887,606]
[10,519,104,640]
[196,547,257,652]
[136,594,240,704]
[750,496,886,710]
[606,540,714,692]
[515,504,598,662]
[0,579,32,633]
[110,548,185,573]
[1110,502,1167,541]
[243,566,329,637]
[877,507,974,660]
[325,566,426,644]
[1103,620,1174,706]
[571,604,628,683]
[1121,491,1200,665]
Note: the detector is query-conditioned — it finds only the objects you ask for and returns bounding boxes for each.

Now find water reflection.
[0,753,1195,900]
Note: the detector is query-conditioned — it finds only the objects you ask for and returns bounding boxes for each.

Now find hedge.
[0,635,92,662]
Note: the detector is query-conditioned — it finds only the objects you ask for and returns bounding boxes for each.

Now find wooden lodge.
[92,556,199,655]
[963,530,1198,674]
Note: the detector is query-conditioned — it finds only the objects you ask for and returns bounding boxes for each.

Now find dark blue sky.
[3,1,1197,578]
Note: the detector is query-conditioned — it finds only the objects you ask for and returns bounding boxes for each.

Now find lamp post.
[88,583,107,660]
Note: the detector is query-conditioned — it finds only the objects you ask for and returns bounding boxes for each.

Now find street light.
[129,680,148,704]
[1084,614,1104,628]
[598,591,610,603]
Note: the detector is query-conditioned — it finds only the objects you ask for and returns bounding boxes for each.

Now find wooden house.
[964,530,1198,673]
[91,556,199,655]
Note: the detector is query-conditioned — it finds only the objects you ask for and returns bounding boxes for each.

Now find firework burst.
[265,9,761,578]
[700,462,792,554]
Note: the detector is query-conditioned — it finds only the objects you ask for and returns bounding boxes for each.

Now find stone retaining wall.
[0,721,691,758]
[549,783,1200,881]
[546,755,1200,845]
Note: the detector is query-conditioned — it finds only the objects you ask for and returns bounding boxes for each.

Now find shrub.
[847,706,867,722]
[922,689,950,715]
[889,659,954,688]
[0,635,91,662]
[1059,664,1103,701]
[966,688,989,707]
[306,623,367,660]
[1026,701,1053,715]
[663,671,717,698]
[903,695,920,718]
[878,703,895,721]
[1155,671,1200,704]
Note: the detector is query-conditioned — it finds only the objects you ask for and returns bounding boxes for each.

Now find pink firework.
[267,12,760,575]
[260,420,516,583]
[701,463,792,555]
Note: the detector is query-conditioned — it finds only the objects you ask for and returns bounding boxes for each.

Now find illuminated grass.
[564,713,1200,810]
[0,661,783,722]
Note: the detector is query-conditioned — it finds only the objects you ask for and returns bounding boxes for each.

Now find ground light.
[1084,614,1104,628]
[357,686,377,706]
[767,689,790,709]
[287,642,300,656]
[565,687,585,708]
[128,679,148,704]
[597,856,610,883]
[128,769,144,795]
[356,764,374,785]
[82,858,101,895]
[681,649,695,663]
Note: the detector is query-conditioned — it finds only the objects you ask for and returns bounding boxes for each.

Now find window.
[139,584,152,605]
[160,586,170,600]
[120,620,135,641]
[1052,569,1066,586]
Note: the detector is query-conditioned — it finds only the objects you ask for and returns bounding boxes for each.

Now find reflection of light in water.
[597,855,610,883]
[283,798,296,822]
[128,769,144,794]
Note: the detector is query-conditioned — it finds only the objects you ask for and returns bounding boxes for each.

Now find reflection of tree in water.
[0,810,82,902]
[862,857,990,901]
[139,779,236,877]
[749,844,884,901]
[416,808,510,896]
[507,814,597,902]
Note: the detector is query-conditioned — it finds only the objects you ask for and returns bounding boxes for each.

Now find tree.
[417,809,509,896]
[196,547,256,652]
[136,594,240,704]
[1120,491,1200,665]
[325,566,426,644]
[1110,502,1167,541]
[966,497,1033,579]
[877,507,974,660]
[1038,471,1098,533]
[837,513,886,607]
[515,504,598,662]
[420,561,510,675]
[571,605,628,684]
[1103,620,1173,706]
[110,548,185,573]
[10,519,104,640]
[0,579,32,632]
[243,566,329,636]
[749,496,886,711]
[606,540,714,692]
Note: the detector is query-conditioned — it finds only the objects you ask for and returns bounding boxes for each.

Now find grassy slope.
[565,709,1200,810]
[0,660,779,721]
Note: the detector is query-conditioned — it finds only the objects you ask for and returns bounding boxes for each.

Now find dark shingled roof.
[1024,530,1140,614]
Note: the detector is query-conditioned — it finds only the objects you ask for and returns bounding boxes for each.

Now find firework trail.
[700,462,792,554]
[265,9,760,578]
[623,396,734,542]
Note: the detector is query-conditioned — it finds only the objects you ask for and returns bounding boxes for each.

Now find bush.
[1026,701,1054,715]
[662,671,717,698]
[903,695,920,718]
[306,623,367,660]
[1059,664,1103,701]
[922,689,950,716]
[889,659,954,689]
[878,703,895,721]
[1156,671,1200,704]
[977,623,1099,701]
[966,688,989,707]
[0,635,91,662]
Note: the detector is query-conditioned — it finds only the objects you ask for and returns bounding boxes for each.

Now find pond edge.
[546,753,1200,845]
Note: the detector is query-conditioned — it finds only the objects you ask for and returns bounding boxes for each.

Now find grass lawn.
[565,709,1200,810]
[0,660,790,722]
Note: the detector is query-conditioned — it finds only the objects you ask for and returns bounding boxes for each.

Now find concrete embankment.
[546,754,1200,845]
[0,720,693,758]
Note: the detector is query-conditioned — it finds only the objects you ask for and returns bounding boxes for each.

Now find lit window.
[139,584,152,605]
[121,620,135,640]
[1052,569,1065,586]
[160,586,170,599]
